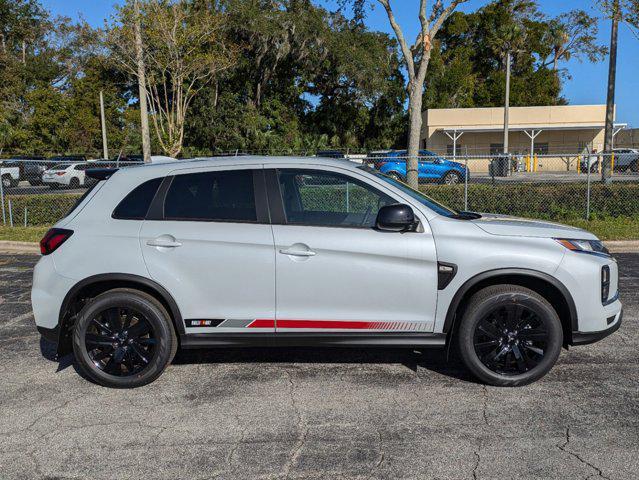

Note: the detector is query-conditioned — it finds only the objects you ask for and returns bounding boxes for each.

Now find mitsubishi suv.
[32,156,622,388]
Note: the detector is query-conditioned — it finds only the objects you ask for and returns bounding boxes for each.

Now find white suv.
[32,157,622,388]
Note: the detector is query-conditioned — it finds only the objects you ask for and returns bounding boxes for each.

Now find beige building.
[421,105,617,171]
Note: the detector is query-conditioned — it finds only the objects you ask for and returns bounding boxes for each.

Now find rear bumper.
[571,308,622,346]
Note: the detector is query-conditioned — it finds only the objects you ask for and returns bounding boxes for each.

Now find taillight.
[55,172,65,176]
[374,161,387,169]
[40,228,73,255]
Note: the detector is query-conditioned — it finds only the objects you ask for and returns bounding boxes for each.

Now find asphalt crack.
[557,427,611,480]
[282,369,308,479]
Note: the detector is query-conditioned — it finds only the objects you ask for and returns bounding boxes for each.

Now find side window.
[113,178,163,220]
[164,169,257,222]
[277,169,395,228]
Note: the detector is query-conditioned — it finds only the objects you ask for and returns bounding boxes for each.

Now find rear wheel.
[441,171,462,185]
[1,175,12,189]
[457,285,563,387]
[631,161,638,173]
[387,171,404,182]
[72,289,177,388]
[69,177,80,189]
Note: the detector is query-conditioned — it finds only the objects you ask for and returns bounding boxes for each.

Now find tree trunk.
[134,0,152,163]
[406,82,423,189]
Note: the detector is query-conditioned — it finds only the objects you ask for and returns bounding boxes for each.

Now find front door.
[268,166,438,333]
[140,166,276,334]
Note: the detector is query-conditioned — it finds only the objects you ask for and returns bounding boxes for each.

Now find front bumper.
[572,308,623,345]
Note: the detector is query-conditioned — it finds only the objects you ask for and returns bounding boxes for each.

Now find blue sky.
[43,0,639,127]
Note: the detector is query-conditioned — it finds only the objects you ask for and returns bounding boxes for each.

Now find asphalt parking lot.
[0,253,637,480]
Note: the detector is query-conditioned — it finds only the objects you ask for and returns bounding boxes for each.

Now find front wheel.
[457,285,563,387]
[72,289,177,388]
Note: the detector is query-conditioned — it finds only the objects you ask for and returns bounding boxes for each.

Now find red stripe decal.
[277,319,396,330]
[247,319,275,328]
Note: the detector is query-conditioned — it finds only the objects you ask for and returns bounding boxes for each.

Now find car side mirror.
[375,204,417,232]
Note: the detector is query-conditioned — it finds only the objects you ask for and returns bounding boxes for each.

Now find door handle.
[279,248,316,257]
[147,238,182,248]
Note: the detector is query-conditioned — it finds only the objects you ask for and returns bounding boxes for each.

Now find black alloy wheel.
[73,288,177,388]
[85,307,157,377]
[473,304,548,375]
[457,284,563,387]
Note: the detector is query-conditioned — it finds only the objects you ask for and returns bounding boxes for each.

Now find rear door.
[140,165,276,334]
[267,166,438,333]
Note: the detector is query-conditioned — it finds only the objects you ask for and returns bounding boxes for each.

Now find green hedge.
[1,182,637,228]
[421,182,639,220]
[1,193,80,226]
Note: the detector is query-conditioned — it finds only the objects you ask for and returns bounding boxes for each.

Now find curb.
[604,240,639,254]
[0,239,638,256]
[0,241,40,254]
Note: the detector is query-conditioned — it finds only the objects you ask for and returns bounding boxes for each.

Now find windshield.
[359,166,458,217]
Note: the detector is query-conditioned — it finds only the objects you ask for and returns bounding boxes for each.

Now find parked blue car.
[372,150,468,184]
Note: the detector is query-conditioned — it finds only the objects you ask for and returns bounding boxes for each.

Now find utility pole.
[503,51,511,155]
[134,0,152,164]
[99,90,109,160]
[602,0,619,183]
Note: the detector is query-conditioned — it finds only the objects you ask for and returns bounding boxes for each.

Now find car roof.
[119,155,361,176]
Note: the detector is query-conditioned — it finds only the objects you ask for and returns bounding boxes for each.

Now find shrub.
[1,193,80,226]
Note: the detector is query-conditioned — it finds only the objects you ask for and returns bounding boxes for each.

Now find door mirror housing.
[375,204,417,232]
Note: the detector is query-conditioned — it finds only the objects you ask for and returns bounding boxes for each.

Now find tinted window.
[278,169,395,228]
[113,178,162,220]
[164,170,256,222]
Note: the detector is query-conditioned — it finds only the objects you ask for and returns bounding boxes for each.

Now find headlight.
[554,238,610,257]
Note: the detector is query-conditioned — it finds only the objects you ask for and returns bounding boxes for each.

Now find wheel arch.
[57,273,185,354]
[443,268,577,345]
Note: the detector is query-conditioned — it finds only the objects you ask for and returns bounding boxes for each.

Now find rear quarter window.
[112,178,163,220]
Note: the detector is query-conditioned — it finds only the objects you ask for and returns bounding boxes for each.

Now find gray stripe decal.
[217,318,255,328]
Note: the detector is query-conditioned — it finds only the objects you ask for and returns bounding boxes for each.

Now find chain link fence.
[0,152,637,230]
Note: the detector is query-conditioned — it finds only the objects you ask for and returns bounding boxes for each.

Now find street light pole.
[602,0,619,183]
[503,51,511,155]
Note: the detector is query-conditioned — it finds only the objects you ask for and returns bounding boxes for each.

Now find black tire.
[69,177,80,189]
[387,171,405,182]
[72,288,177,388]
[441,171,462,185]
[457,285,563,387]
[1,175,12,189]
[631,161,638,173]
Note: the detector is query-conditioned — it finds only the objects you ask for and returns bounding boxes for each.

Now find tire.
[1,175,12,189]
[387,171,405,182]
[72,288,178,388]
[457,285,563,387]
[441,171,462,185]
[631,161,638,173]
[69,177,80,189]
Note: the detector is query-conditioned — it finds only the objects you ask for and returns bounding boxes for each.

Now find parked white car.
[32,156,622,388]
[42,163,89,188]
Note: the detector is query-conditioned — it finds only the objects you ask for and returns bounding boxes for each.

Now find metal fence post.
[464,156,469,211]
[24,207,27,227]
[8,199,13,227]
[0,175,5,226]
[586,156,592,221]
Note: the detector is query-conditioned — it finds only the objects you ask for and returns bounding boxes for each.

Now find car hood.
[471,214,598,240]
